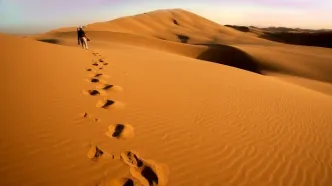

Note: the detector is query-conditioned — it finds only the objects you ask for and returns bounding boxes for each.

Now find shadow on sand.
[177,34,190,43]
[196,44,262,74]
[224,25,250,32]
[37,38,61,45]
[259,32,332,48]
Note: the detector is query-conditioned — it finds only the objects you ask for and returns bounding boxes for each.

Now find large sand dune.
[1,9,332,186]
[35,9,332,95]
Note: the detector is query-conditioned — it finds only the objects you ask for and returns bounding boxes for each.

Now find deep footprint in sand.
[103,84,113,90]
[120,151,144,168]
[136,164,168,186]
[87,145,114,161]
[96,84,123,92]
[86,75,107,83]
[97,99,114,109]
[83,89,100,96]
[83,88,108,96]
[141,166,159,186]
[92,62,99,66]
[120,151,169,186]
[88,73,109,79]
[89,90,100,96]
[90,78,99,83]
[87,77,108,84]
[96,99,125,110]
[87,145,104,161]
[94,73,103,78]
[99,59,104,63]
[106,124,135,140]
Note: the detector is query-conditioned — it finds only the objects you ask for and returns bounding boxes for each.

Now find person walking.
[77,26,90,50]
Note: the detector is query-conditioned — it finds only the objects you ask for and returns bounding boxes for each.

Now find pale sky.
[0,0,331,34]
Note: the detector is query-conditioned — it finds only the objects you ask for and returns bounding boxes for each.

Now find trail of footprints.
[82,51,168,186]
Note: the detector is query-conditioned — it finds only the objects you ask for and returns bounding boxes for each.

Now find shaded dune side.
[196,44,261,74]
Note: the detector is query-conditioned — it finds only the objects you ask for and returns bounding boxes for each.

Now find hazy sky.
[1,0,331,34]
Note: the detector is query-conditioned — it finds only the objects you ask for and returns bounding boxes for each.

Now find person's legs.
[82,37,88,49]
[80,38,84,48]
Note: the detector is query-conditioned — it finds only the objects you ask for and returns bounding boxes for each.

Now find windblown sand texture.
[1,9,332,186]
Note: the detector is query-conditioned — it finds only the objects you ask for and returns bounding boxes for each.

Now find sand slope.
[1,9,332,186]
[35,9,332,95]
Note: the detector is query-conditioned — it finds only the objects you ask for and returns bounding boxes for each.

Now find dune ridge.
[1,8,332,186]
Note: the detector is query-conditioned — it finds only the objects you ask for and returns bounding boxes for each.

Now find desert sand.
[1,9,332,186]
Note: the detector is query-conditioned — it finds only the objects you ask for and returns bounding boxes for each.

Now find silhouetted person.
[77,26,90,50]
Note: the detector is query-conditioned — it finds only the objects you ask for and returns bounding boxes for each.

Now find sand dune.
[1,9,332,186]
[35,9,332,95]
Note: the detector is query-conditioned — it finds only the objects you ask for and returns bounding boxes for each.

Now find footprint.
[87,145,104,161]
[120,151,169,186]
[95,73,103,78]
[90,78,99,83]
[87,67,99,72]
[96,99,125,110]
[141,166,159,186]
[82,89,102,96]
[120,151,144,168]
[87,145,114,162]
[103,84,113,90]
[106,124,135,140]
[97,99,114,109]
[88,73,109,79]
[134,163,168,186]
[83,88,108,96]
[92,63,99,66]
[96,84,123,92]
[99,59,104,63]
[86,78,108,84]
[81,112,100,122]
[89,90,100,96]
[104,63,109,66]
[99,67,103,70]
